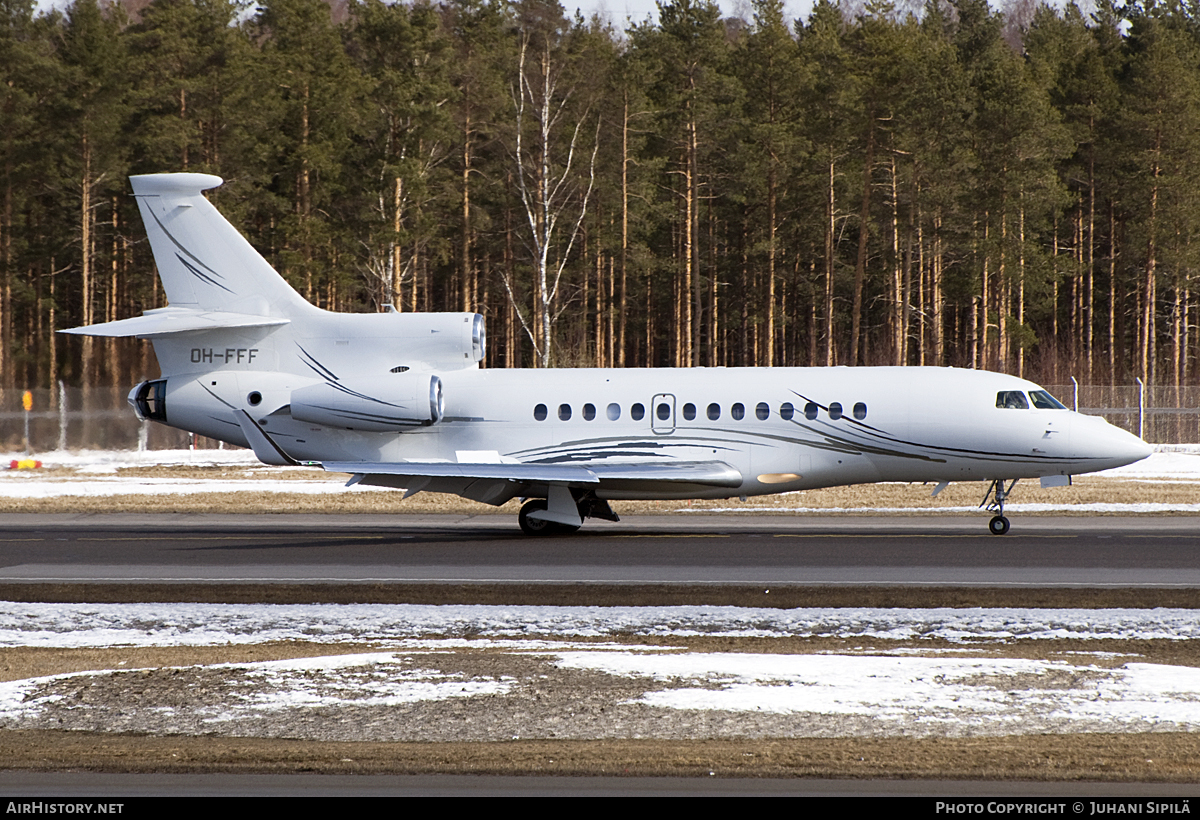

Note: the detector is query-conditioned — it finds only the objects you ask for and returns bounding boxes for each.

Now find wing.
[234,408,742,506]
[318,459,743,490]
[319,458,743,518]
[320,460,600,485]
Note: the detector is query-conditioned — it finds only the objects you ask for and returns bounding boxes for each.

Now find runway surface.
[2,512,1199,588]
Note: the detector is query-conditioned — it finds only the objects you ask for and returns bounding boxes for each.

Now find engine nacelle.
[129,379,168,423]
[290,374,444,431]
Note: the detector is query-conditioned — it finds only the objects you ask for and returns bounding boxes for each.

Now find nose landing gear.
[981,479,1018,535]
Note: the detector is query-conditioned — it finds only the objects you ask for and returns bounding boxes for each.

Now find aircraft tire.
[518,499,582,536]
[988,515,1010,536]
[518,500,553,536]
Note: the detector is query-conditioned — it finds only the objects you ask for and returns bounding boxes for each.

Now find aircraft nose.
[1074,414,1153,470]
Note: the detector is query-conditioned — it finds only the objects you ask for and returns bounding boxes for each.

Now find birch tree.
[502,0,600,368]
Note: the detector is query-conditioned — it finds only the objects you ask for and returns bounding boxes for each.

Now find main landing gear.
[981,479,1018,535]
[517,499,577,536]
[517,491,619,536]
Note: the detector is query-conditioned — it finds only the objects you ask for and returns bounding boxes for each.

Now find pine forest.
[3,0,1200,393]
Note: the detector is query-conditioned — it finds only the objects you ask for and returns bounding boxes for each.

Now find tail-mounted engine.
[290,373,444,431]
[129,379,168,423]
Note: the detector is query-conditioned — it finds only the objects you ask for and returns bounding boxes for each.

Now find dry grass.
[4,729,1199,780]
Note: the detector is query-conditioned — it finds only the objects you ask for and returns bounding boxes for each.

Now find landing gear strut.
[981,479,1018,535]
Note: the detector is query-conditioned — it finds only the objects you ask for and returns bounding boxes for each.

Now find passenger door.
[651,393,676,434]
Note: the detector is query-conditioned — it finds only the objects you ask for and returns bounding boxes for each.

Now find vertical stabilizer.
[130,174,309,317]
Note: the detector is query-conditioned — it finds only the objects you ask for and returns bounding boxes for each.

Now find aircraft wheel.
[988,515,1010,536]
[518,500,553,536]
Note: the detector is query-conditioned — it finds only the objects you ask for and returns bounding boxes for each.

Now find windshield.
[1029,390,1067,410]
[996,391,1028,409]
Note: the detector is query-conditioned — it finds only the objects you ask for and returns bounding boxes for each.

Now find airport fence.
[1,381,1197,453]
[1,384,193,452]
[1042,383,1200,445]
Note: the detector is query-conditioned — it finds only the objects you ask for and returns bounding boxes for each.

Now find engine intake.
[129,379,168,423]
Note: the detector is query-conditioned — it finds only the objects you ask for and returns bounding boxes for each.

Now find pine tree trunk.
[850,121,874,366]
[824,154,835,366]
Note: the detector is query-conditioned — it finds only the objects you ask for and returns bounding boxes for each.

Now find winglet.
[233,409,299,467]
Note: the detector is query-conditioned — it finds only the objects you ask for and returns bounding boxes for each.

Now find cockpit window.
[996,391,1029,409]
[1029,390,1067,410]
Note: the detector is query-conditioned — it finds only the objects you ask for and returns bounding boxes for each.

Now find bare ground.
[2,637,1200,780]
[3,731,1199,781]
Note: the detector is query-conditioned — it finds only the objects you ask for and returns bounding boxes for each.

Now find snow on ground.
[0,476,382,499]
[2,602,1200,647]
[0,447,368,499]
[0,652,517,724]
[2,613,1200,734]
[558,652,1200,728]
[2,448,260,470]
[3,601,1200,734]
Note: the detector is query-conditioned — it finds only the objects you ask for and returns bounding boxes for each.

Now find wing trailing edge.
[320,460,601,485]
[319,459,743,488]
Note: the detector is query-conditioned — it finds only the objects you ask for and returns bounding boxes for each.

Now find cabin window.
[804,402,819,420]
[829,402,843,420]
[1029,390,1066,410]
[583,403,596,420]
[656,402,671,421]
[996,391,1029,409]
[756,402,770,420]
[631,403,645,421]
[780,402,794,421]
[853,402,867,420]
[731,402,745,420]
[559,403,572,421]
[683,402,697,420]
[606,403,621,421]
[534,403,548,421]
[707,402,721,421]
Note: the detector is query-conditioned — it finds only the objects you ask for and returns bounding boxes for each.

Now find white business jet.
[64,174,1152,535]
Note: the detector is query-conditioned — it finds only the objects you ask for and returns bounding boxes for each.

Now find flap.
[319,459,743,488]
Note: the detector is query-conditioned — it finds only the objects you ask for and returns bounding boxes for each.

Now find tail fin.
[130,173,309,317]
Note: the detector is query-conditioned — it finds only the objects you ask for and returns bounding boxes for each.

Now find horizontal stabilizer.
[60,307,288,338]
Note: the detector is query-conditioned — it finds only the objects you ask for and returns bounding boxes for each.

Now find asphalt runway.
[2,512,1200,589]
